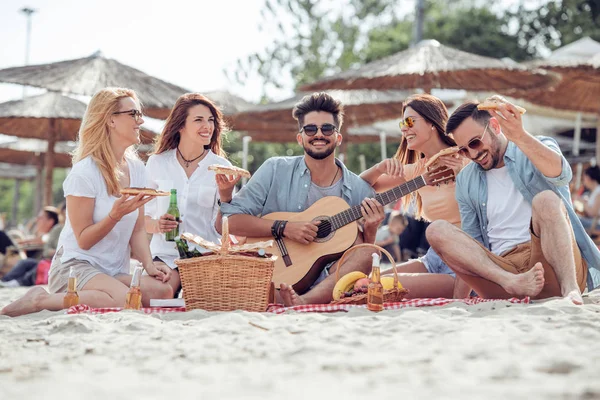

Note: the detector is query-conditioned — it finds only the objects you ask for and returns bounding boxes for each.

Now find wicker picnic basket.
[175,217,276,312]
[330,243,408,305]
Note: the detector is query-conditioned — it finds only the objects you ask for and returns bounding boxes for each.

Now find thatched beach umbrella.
[230,90,410,135]
[300,40,558,93]
[0,51,190,119]
[204,90,254,115]
[0,92,157,206]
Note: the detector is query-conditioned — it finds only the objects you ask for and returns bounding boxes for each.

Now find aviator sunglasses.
[457,123,489,157]
[113,109,144,123]
[399,116,422,128]
[300,123,337,136]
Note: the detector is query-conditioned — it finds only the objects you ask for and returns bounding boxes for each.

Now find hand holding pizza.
[109,193,153,221]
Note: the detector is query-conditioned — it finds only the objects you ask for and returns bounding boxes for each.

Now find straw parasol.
[0,51,190,119]
[516,57,600,115]
[204,90,254,115]
[230,90,411,135]
[0,92,157,206]
[300,40,558,93]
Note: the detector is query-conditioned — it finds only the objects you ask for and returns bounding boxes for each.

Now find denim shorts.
[420,247,455,277]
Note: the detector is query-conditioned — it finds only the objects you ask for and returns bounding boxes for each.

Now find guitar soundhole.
[314,216,334,243]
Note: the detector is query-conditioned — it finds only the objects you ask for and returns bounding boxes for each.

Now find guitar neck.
[330,175,426,231]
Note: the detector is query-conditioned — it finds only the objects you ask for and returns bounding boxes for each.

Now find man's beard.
[476,135,501,171]
[303,139,336,160]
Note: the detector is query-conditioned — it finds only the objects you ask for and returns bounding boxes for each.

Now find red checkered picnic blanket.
[66,297,530,315]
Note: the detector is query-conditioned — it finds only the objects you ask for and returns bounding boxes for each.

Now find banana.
[381,276,403,291]
[332,271,367,300]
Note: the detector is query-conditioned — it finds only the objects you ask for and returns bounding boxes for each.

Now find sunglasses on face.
[113,109,143,123]
[300,123,337,136]
[399,116,421,129]
[457,123,489,157]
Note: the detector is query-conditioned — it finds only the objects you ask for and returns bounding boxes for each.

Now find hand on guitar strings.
[360,198,385,244]
[283,220,321,245]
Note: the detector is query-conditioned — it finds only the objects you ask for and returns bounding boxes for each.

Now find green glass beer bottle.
[165,189,180,242]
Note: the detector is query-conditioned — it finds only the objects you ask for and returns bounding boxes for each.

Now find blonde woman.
[145,93,238,296]
[1,88,172,317]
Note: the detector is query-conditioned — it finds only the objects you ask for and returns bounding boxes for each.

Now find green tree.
[510,0,600,53]
[228,0,397,98]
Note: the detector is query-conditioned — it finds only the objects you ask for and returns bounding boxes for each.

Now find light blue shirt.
[221,156,375,217]
[455,136,600,291]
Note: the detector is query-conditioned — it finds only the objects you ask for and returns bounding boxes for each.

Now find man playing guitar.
[218,92,385,306]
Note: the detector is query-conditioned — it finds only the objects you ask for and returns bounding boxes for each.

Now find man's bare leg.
[426,220,545,297]
[531,191,584,305]
[279,235,373,306]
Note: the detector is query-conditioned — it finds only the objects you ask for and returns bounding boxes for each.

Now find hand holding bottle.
[158,213,181,233]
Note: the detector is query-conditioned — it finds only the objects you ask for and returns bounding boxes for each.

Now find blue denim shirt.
[221,156,375,217]
[455,136,600,291]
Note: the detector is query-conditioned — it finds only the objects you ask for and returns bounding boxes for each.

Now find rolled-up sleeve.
[540,137,572,187]
[220,158,275,217]
[456,174,485,246]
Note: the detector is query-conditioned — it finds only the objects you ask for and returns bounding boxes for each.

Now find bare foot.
[279,283,305,307]
[504,263,545,297]
[1,287,48,317]
[564,289,584,305]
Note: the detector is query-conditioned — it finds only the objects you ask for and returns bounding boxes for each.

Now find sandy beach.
[1,287,600,400]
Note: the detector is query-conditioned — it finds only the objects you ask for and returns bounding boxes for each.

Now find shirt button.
[482,203,486,206]
[298,206,301,209]
[304,184,307,188]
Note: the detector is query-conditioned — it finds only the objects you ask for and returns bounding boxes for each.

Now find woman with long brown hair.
[145,93,238,296]
[2,87,172,317]
[361,93,470,298]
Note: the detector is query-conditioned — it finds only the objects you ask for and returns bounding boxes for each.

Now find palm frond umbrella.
[0,92,156,207]
[0,136,73,226]
[300,40,558,93]
[204,90,254,115]
[0,51,190,119]
[230,90,411,134]
[506,41,600,160]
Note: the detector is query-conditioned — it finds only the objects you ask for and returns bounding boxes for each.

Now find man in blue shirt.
[220,93,384,306]
[426,100,598,305]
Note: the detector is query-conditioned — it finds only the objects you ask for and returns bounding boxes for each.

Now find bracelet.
[271,220,282,239]
[278,220,288,238]
[108,212,121,222]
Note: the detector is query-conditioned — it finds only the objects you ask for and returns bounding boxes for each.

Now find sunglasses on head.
[113,109,143,123]
[301,123,337,136]
[399,116,421,129]
[457,123,489,157]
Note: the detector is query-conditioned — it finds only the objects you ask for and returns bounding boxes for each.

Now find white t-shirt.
[54,156,147,276]
[145,149,231,268]
[486,166,532,256]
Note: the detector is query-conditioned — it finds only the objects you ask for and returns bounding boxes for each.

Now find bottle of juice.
[124,266,143,310]
[367,253,384,312]
[165,189,180,242]
[63,267,79,308]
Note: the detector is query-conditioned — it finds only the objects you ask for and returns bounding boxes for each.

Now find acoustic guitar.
[246,165,455,294]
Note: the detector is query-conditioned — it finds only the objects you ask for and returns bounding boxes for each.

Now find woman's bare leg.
[1,274,130,317]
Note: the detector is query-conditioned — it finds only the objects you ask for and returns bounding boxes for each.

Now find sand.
[1,286,600,400]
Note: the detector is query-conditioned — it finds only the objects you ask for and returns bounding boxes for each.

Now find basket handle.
[220,216,230,255]
[334,243,398,289]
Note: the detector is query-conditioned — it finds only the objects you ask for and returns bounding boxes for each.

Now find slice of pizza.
[424,146,460,169]
[477,95,527,115]
[208,164,251,179]
[120,187,170,196]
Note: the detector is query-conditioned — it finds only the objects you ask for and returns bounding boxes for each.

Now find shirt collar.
[299,156,352,190]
